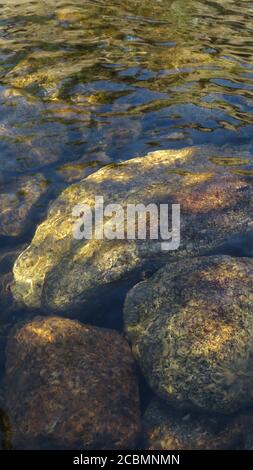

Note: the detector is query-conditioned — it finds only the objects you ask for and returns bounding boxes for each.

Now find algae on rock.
[124,255,253,413]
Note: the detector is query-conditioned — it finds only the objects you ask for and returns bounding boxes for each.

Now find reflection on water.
[1,0,253,449]
[1,0,253,182]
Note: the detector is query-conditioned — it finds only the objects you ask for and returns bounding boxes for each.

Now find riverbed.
[1,0,253,450]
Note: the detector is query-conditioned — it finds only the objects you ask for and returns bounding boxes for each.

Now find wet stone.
[124,255,253,414]
[0,406,12,450]
[143,398,253,450]
[0,246,27,370]
[56,7,84,23]
[11,146,253,316]
[5,316,140,450]
[0,174,49,237]
[0,89,62,173]
[56,152,111,184]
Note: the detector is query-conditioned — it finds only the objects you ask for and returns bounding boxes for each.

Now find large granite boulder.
[12,146,253,315]
[143,399,253,450]
[5,316,140,449]
[124,256,253,414]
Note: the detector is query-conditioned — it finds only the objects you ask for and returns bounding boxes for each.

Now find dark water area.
[1,0,253,450]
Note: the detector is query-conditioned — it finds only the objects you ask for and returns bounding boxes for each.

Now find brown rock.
[5,316,140,449]
[143,399,253,450]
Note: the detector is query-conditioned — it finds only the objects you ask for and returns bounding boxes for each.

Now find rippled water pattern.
[1,0,253,186]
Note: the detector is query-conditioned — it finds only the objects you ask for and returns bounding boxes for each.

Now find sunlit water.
[1,0,253,448]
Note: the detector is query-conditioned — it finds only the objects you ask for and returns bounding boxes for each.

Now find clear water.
[1,0,253,449]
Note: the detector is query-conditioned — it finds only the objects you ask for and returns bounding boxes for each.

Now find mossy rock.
[124,256,253,414]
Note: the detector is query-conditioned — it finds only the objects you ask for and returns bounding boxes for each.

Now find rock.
[56,152,111,184]
[56,7,83,23]
[5,316,140,450]
[4,50,91,99]
[0,90,62,173]
[5,51,63,90]
[0,245,26,304]
[56,161,101,183]
[0,408,12,450]
[0,246,27,369]
[0,264,13,307]
[0,174,49,237]
[0,270,15,331]
[124,255,253,414]
[143,399,253,450]
[12,146,253,314]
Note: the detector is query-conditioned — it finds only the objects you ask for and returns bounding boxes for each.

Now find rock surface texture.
[0,174,48,237]
[11,146,253,315]
[124,256,253,413]
[5,316,140,449]
[143,398,253,450]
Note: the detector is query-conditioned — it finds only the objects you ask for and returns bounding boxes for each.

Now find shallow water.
[1,0,253,449]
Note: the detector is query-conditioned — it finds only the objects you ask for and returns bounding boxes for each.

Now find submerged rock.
[5,316,140,449]
[0,272,14,350]
[12,146,253,314]
[0,246,27,368]
[0,90,62,173]
[56,7,84,23]
[0,245,26,308]
[0,174,49,237]
[0,407,12,450]
[124,256,253,414]
[56,152,111,184]
[143,399,253,450]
